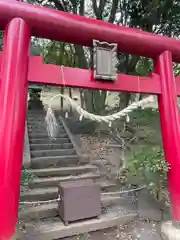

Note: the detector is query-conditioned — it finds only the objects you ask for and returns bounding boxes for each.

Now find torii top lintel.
[0,0,180,62]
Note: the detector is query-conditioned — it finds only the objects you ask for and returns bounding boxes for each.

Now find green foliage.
[129,107,159,126]
[30,37,42,56]
[43,41,79,67]
[136,58,153,76]
[28,88,42,102]
[109,107,159,134]
[21,169,33,187]
[124,146,169,203]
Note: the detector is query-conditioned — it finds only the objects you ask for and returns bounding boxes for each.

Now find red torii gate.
[0,0,180,238]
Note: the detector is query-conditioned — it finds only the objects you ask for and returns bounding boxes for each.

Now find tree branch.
[127,55,140,73]
[79,0,85,16]
[92,0,107,20]
[49,0,66,11]
[108,0,119,23]
[92,0,99,19]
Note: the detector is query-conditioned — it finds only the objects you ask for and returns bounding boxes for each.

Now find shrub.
[122,146,170,204]
[21,169,33,187]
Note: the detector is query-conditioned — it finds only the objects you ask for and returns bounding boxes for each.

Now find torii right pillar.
[155,51,180,239]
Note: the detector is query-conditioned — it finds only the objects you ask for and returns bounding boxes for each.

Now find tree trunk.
[118,92,131,110]
[79,88,85,108]
[60,86,64,111]
[68,87,72,112]
[92,90,107,113]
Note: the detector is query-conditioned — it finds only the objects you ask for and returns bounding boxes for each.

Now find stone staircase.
[19,110,137,239]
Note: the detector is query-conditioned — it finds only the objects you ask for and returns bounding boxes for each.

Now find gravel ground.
[62,218,162,240]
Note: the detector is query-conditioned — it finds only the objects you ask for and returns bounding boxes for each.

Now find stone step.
[30,137,70,144]
[27,111,46,118]
[31,148,76,158]
[27,122,62,128]
[21,211,137,240]
[19,194,133,221]
[27,112,45,115]
[20,181,117,201]
[27,123,63,130]
[28,128,66,134]
[27,116,45,120]
[28,129,65,136]
[28,113,45,116]
[28,127,47,132]
[28,128,47,134]
[27,122,46,126]
[27,165,98,177]
[30,143,73,151]
[31,155,79,168]
[27,121,47,127]
[29,133,68,139]
[27,110,45,114]
[27,122,49,127]
[30,173,102,188]
[27,111,45,115]
[21,187,58,201]
[28,118,46,123]
[27,123,64,129]
[19,203,58,221]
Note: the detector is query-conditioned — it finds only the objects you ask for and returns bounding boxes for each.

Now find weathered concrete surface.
[22,212,137,240]
[19,203,58,221]
[138,189,162,221]
[59,116,82,158]
[139,230,162,240]
[161,221,180,240]
[23,122,31,168]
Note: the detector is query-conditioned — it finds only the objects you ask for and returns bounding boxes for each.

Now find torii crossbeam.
[0,0,180,239]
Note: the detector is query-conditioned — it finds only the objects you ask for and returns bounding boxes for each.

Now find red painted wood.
[176,76,180,96]
[155,51,180,221]
[20,57,180,96]
[0,18,30,238]
[2,54,180,96]
[0,54,161,94]
[1,1,180,62]
[28,57,161,94]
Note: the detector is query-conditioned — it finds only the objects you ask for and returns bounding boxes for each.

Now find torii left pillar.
[0,18,30,239]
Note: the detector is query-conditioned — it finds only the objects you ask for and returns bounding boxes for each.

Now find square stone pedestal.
[58,179,101,225]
